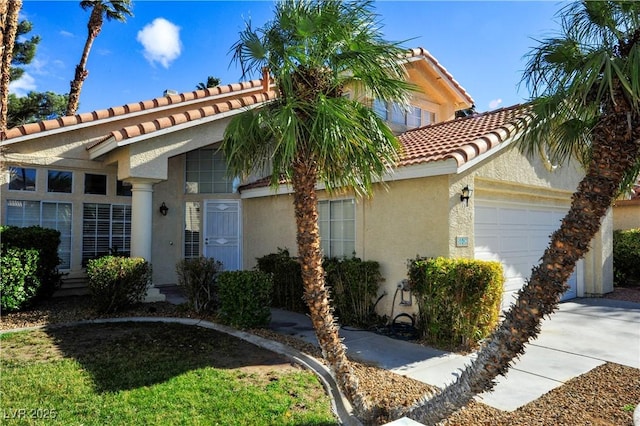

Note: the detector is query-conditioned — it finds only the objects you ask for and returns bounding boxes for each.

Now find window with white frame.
[318,199,355,258]
[82,203,131,265]
[184,201,201,259]
[373,99,435,130]
[5,200,72,269]
[185,149,237,194]
[8,167,36,191]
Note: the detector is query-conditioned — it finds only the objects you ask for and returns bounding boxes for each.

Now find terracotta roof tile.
[2,78,265,141]
[397,104,529,167]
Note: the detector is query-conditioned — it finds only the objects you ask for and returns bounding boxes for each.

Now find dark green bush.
[255,248,306,313]
[613,229,640,286]
[408,256,504,351]
[217,271,272,329]
[86,256,151,313]
[176,256,223,312]
[0,225,62,300]
[324,256,384,327]
[0,248,40,311]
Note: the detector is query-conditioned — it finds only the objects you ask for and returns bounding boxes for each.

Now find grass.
[0,322,338,425]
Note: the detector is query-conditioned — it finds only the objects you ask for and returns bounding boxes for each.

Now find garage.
[474,200,580,312]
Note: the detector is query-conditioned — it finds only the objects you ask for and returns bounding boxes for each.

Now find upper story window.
[373,99,435,131]
[8,167,36,191]
[47,170,72,193]
[84,174,107,195]
[185,148,237,194]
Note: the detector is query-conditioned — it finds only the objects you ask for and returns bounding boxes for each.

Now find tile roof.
[2,75,273,142]
[238,105,531,192]
[397,104,529,167]
[2,48,470,147]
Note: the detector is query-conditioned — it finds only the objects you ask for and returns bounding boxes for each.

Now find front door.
[203,200,241,271]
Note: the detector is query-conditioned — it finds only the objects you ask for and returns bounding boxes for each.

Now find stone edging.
[0,317,362,426]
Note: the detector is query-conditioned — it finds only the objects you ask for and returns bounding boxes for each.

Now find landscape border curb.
[0,317,362,426]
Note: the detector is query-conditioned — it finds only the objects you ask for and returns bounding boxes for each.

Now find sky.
[13,1,566,115]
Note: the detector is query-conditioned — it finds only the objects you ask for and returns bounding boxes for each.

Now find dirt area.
[1,288,639,425]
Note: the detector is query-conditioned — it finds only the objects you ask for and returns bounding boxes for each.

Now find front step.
[54,275,90,297]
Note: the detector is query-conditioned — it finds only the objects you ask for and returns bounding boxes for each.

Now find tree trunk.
[290,157,374,420]
[403,107,640,424]
[0,0,21,136]
[66,5,103,116]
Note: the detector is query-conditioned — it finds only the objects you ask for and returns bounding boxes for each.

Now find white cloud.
[137,18,181,68]
[488,98,503,109]
[59,30,74,38]
[9,73,36,96]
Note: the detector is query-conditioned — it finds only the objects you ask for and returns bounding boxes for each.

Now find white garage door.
[474,201,579,312]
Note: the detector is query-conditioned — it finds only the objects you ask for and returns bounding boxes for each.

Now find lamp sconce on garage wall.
[460,185,473,206]
[159,202,169,216]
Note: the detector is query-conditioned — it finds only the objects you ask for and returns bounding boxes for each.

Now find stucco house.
[0,48,612,314]
[613,179,640,230]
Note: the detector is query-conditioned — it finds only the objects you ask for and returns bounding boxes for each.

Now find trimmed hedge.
[0,248,40,311]
[86,256,151,313]
[255,248,306,313]
[324,256,384,327]
[176,256,224,313]
[613,229,640,286]
[217,271,272,329]
[0,225,62,300]
[408,256,504,351]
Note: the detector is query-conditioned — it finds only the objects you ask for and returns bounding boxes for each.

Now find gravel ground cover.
[1,286,639,425]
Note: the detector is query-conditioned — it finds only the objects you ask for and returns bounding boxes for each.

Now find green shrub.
[408,256,504,351]
[613,229,640,286]
[176,256,223,312]
[324,256,384,327]
[86,256,151,313]
[0,248,40,311]
[255,248,306,313]
[0,225,62,300]
[217,271,272,329]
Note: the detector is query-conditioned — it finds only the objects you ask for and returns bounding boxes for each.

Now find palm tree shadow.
[43,321,293,393]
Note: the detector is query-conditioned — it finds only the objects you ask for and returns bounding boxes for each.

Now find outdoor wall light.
[460,185,473,206]
[159,202,169,216]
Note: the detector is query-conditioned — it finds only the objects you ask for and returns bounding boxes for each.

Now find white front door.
[203,200,241,271]
[474,200,581,312]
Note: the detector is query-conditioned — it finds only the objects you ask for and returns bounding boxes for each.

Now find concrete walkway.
[269,298,640,412]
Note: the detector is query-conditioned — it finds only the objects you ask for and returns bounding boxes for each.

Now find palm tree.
[196,76,221,90]
[65,0,132,116]
[403,2,640,423]
[1,0,22,136]
[222,0,412,419]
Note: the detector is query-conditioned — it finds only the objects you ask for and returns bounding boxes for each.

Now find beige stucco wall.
[613,200,640,230]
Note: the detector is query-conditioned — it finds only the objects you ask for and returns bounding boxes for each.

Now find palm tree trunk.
[66,5,103,116]
[403,108,640,425]
[290,157,374,420]
[0,0,21,135]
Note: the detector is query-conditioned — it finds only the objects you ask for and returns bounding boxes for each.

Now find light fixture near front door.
[460,185,473,206]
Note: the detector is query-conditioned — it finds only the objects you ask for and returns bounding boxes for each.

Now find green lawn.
[0,322,337,425]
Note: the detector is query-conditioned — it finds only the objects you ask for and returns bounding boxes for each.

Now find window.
[47,170,72,193]
[84,174,107,195]
[8,167,36,191]
[82,203,131,265]
[185,149,236,194]
[373,100,435,131]
[184,201,201,258]
[116,180,132,196]
[318,199,355,258]
[6,200,73,269]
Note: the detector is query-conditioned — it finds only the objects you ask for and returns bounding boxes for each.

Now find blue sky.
[13,1,565,114]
